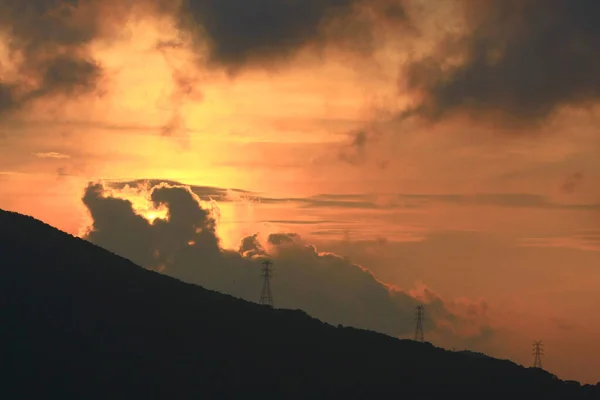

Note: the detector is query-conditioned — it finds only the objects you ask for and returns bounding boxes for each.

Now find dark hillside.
[1,209,598,399]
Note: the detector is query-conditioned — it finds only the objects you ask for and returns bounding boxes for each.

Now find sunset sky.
[1,0,600,384]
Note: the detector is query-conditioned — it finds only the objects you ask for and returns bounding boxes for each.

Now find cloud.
[34,152,70,159]
[173,0,359,67]
[106,179,600,212]
[0,0,113,116]
[338,130,369,165]
[402,0,600,125]
[263,220,340,226]
[337,130,388,167]
[83,183,160,269]
[520,232,600,252]
[154,39,204,139]
[408,285,495,349]
[159,0,411,71]
[301,192,600,211]
[109,179,253,202]
[82,180,494,344]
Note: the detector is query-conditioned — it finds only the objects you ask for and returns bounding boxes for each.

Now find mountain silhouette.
[1,209,598,399]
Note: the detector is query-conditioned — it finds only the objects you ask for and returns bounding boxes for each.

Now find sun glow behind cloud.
[44,11,407,195]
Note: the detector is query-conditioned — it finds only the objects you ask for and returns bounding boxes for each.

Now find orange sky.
[1,0,599,384]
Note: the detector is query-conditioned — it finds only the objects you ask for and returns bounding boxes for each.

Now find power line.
[532,340,544,369]
[414,305,425,342]
[259,260,274,307]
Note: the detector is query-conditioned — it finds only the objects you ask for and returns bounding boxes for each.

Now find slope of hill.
[1,209,598,399]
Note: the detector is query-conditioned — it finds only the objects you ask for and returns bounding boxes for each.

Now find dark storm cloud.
[0,0,108,115]
[0,0,411,116]
[403,0,600,124]
[82,181,493,343]
[165,0,410,69]
[173,0,360,67]
[38,54,102,94]
[0,1,98,49]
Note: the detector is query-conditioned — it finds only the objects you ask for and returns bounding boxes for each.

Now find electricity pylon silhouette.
[259,260,274,307]
[414,305,425,342]
[532,340,544,369]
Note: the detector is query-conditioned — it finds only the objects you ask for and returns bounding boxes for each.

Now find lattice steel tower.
[259,260,274,307]
[532,340,544,369]
[414,305,425,342]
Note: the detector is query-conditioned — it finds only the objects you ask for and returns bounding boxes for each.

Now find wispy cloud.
[109,179,600,212]
[34,152,70,159]
[310,228,426,243]
[262,219,340,225]
[520,232,600,252]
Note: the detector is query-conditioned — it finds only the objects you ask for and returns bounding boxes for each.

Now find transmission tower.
[259,260,274,307]
[532,340,544,369]
[414,305,425,342]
